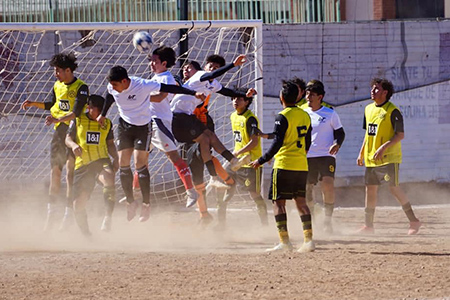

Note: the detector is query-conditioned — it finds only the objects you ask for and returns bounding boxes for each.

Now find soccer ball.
[132,31,153,53]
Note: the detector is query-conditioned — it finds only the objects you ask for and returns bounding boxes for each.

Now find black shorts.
[116,118,152,151]
[50,123,74,169]
[226,166,261,194]
[365,163,400,187]
[184,143,204,186]
[307,156,336,185]
[268,168,308,200]
[73,158,112,199]
[172,113,207,143]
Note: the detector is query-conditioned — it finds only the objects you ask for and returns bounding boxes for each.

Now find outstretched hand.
[246,88,257,98]
[21,100,32,110]
[233,55,247,67]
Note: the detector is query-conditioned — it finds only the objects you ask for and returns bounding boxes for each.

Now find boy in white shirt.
[99,66,203,222]
[299,80,345,234]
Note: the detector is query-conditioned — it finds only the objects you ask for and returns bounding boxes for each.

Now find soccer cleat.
[356,225,374,234]
[297,240,316,253]
[139,203,151,222]
[185,188,199,208]
[230,154,252,172]
[265,242,294,252]
[126,200,139,221]
[408,220,422,235]
[206,176,230,191]
[100,216,112,232]
[222,184,237,202]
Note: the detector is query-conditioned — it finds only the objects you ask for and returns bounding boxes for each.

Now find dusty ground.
[0,186,450,300]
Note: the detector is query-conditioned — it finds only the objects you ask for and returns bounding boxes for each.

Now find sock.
[74,209,90,236]
[48,194,57,205]
[212,156,235,185]
[195,183,208,217]
[402,202,419,222]
[174,158,193,190]
[119,166,134,203]
[133,172,140,189]
[275,213,289,244]
[324,203,334,217]
[220,150,234,162]
[103,186,115,216]
[253,196,268,225]
[136,166,150,205]
[365,207,375,228]
[216,189,227,224]
[66,188,74,208]
[205,160,217,176]
[64,206,72,216]
[300,214,313,242]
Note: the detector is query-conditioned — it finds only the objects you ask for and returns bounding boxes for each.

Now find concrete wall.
[260,20,450,185]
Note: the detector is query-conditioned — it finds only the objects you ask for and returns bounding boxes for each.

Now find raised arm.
[199,54,246,82]
[21,89,56,111]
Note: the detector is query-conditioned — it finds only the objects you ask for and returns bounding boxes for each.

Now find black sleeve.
[333,127,346,146]
[305,126,312,152]
[246,116,258,136]
[391,109,404,133]
[72,84,89,117]
[217,87,247,98]
[44,89,56,110]
[101,93,115,117]
[258,114,288,165]
[199,63,235,82]
[160,83,196,95]
[362,115,366,130]
[67,119,77,140]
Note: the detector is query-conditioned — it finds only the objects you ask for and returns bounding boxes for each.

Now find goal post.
[0,20,263,206]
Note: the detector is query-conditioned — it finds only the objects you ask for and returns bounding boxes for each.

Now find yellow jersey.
[230,109,262,167]
[70,113,113,170]
[364,101,402,167]
[50,78,87,128]
[273,107,311,171]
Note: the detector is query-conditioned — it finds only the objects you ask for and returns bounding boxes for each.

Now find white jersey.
[150,71,176,121]
[171,70,222,114]
[303,106,343,158]
[107,76,160,126]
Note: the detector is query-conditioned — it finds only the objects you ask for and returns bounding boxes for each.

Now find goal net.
[0,21,263,207]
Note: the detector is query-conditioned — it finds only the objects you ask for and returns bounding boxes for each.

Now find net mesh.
[0,22,261,206]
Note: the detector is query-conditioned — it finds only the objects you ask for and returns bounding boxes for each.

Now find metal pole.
[179,0,189,77]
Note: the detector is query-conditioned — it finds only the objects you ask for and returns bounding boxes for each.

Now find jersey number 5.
[296,126,308,148]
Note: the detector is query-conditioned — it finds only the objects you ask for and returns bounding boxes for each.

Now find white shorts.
[150,118,178,152]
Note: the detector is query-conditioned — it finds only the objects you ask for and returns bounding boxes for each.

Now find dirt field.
[1,188,450,300]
